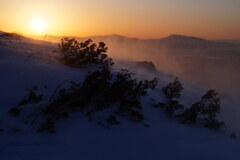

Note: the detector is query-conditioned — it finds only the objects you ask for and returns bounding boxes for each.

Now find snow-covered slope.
[0,35,239,160]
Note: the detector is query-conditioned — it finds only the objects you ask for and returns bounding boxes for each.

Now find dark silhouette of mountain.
[29,33,240,50]
[155,34,211,49]
[164,34,207,41]
[72,34,240,50]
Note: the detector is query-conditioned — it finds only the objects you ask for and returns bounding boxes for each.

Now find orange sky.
[1,0,240,40]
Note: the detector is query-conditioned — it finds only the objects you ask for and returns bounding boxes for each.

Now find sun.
[30,18,46,34]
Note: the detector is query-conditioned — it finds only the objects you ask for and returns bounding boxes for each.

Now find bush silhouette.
[200,90,225,129]
[178,89,225,129]
[157,78,184,117]
[177,102,202,123]
[164,100,184,117]
[9,86,42,117]
[162,77,183,99]
[58,38,114,68]
[13,68,158,132]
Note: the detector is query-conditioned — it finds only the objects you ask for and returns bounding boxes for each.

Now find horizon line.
[1,30,240,41]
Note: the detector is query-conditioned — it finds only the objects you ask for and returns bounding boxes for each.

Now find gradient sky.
[1,0,240,39]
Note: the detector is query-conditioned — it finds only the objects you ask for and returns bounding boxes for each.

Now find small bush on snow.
[177,89,225,129]
[162,77,183,100]
[58,38,114,68]
[43,69,158,125]
[154,78,184,117]
[9,86,42,117]
[12,68,158,133]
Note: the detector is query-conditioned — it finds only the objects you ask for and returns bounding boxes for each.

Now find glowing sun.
[31,18,46,33]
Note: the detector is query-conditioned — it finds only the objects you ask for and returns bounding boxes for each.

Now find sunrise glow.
[0,0,240,39]
[30,18,46,34]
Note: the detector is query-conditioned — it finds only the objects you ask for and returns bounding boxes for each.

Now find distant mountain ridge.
[27,32,211,41]
[2,30,240,54]
[28,33,240,50]
[163,34,208,41]
[0,30,238,46]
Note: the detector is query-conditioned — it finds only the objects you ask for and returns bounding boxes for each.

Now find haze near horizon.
[1,0,240,40]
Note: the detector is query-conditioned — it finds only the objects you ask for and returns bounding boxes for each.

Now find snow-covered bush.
[154,100,184,117]
[176,102,201,124]
[9,86,42,117]
[44,69,157,124]
[12,68,158,133]
[201,90,225,129]
[58,38,114,68]
[18,86,42,106]
[154,78,184,117]
[178,89,225,129]
[164,100,184,117]
[162,77,183,99]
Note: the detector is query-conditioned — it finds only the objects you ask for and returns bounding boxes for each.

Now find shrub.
[58,38,114,68]
[14,68,158,132]
[9,86,42,116]
[157,78,184,117]
[18,88,42,106]
[177,102,202,124]
[200,90,225,129]
[178,89,225,129]
[201,90,220,120]
[162,77,183,99]
[164,100,184,117]
[154,100,184,117]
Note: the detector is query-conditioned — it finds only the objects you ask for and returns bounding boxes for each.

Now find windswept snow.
[0,35,239,160]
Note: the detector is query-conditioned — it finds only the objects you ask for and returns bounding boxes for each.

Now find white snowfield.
[0,34,239,160]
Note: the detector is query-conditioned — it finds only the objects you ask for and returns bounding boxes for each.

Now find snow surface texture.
[0,35,239,160]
